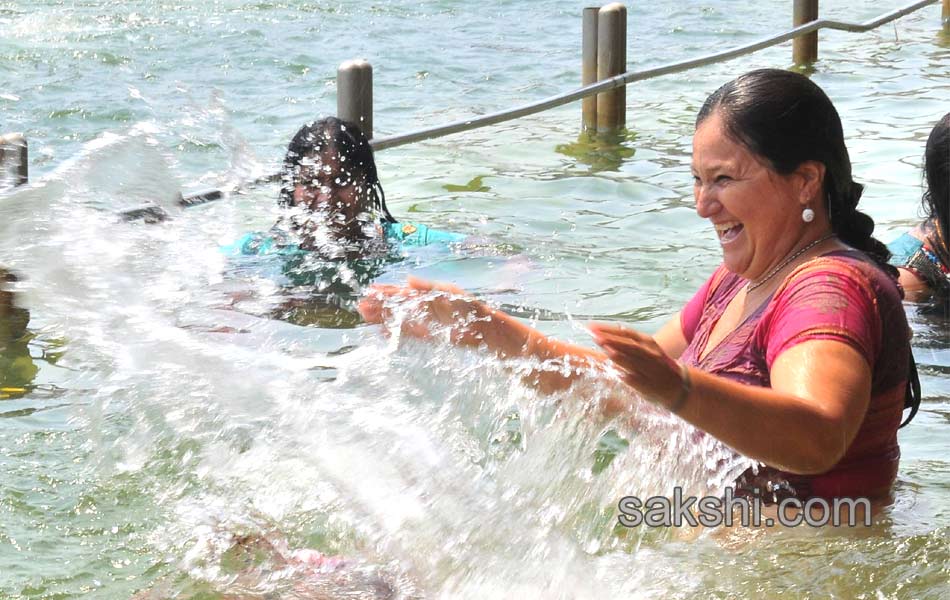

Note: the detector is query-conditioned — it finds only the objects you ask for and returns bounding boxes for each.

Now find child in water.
[888,112,950,303]
[231,116,465,260]
[132,531,405,599]
[223,118,468,326]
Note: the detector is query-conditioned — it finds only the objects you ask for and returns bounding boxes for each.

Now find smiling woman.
[359,68,919,506]
[689,110,833,282]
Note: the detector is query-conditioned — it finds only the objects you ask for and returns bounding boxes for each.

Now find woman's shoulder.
[758,250,910,374]
[781,250,901,302]
[772,249,906,327]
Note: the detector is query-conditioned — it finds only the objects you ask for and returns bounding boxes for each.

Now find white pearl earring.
[802,207,815,223]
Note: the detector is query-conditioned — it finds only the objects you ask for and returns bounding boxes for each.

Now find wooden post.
[596,3,627,132]
[0,133,28,187]
[582,7,599,131]
[793,0,819,65]
[337,59,373,139]
[943,0,949,29]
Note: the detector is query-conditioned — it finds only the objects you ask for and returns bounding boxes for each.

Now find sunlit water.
[1,1,948,598]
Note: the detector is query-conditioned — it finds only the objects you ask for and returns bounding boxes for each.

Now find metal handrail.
[180,0,940,203]
[3,0,938,207]
[191,0,936,204]
[370,0,937,151]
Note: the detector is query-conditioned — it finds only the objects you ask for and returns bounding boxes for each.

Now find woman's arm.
[591,322,871,475]
[359,277,603,392]
[685,341,870,474]
[359,277,687,393]
[897,266,931,301]
[652,312,688,360]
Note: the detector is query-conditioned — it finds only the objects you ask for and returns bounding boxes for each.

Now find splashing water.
[0,129,755,599]
[2,2,949,597]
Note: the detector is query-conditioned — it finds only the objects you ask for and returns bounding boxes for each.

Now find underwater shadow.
[555,128,638,174]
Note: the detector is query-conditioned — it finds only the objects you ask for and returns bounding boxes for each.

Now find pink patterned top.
[680,250,910,501]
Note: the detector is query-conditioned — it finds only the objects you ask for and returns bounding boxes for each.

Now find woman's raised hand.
[588,322,686,411]
[358,276,492,346]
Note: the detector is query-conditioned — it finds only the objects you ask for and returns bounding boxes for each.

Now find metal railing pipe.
[158,0,938,206]
[371,0,938,151]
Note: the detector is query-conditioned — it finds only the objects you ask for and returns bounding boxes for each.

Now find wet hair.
[279,117,396,223]
[923,113,949,246]
[696,68,895,275]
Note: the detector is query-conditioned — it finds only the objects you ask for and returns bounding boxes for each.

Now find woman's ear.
[795,160,826,206]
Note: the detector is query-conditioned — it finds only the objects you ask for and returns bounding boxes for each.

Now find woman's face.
[291,150,367,225]
[691,111,812,281]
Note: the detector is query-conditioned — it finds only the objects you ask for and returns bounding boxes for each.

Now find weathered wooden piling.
[337,59,374,140]
[582,7,600,131]
[596,3,627,132]
[793,0,819,65]
[0,133,28,188]
[943,0,949,29]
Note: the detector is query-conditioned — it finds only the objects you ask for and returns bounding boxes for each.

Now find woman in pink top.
[359,69,919,503]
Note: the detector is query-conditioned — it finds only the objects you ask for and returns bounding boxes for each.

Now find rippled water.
[1,1,949,598]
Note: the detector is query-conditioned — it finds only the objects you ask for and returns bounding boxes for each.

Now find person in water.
[360,69,918,506]
[224,117,467,326]
[0,269,26,340]
[232,116,465,260]
[0,268,38,396]
[132,531,401,599]
[887,112,950,302]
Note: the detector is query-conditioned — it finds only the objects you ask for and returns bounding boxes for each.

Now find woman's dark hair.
[696,68,895,275]
[923,112,949,246]
[279,117,396,223]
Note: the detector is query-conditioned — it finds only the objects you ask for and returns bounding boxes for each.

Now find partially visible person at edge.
[0,269,27,340]
[359,69,919,505]
[887,112,950,304]
[1,268,37,394]
[227,116,465,266]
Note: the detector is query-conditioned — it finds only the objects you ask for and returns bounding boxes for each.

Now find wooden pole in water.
[582,7,599,131]
[596,2,627,132]
[793,0,819,65]
[943,0,949,29]
[337,59,373,140]
[0,133,28,187]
